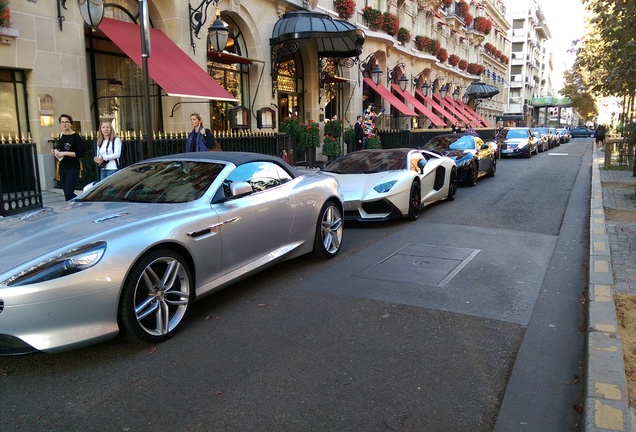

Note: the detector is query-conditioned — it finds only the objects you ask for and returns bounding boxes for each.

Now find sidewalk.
[585,155,636,431]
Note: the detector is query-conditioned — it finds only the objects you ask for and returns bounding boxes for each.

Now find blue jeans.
[100,169,118,181]
[59,168,79,201]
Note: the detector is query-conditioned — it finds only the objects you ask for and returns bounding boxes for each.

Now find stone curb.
[583,156,632,431]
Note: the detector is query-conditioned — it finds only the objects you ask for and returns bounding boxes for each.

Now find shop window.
[0,69,29,139]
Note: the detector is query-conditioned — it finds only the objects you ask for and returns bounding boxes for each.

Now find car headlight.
[1,242,106,287]
[456,157,471,168]
[373,180,398,194]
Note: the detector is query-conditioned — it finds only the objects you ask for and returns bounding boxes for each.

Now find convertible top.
[145,151,301,177]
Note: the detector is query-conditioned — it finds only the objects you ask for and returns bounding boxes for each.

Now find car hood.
[436,149,473,163]
[0,201,187,273]
[322,171,407,201]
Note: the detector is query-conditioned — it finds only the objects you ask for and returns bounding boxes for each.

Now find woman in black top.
[51,114,84,201]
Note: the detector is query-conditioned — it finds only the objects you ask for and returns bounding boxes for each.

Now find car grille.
[362,199,393,215]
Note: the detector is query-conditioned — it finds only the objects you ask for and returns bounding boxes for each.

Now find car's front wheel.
[465,162,479,186]
[447,168,457,200]
[313,200,343,259]
[118,249,193,344]
[407,181,422,220]
[487,157,496,177]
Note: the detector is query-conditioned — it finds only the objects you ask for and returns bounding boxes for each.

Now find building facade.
[1,0,510,190]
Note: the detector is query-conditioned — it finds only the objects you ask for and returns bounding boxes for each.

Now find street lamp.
[452,88,460,101]
[207,8,229,52]
[371,65,382,85]
[77,0,104,29]
[440,85,448,99]
[421,81,431,97]
[399,75,409,92]
[462,93,470,104]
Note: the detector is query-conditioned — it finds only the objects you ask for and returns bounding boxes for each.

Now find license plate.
[501,149,511,154]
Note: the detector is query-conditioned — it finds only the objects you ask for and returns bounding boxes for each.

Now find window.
[0,69,28,139]
[223,161,293,195]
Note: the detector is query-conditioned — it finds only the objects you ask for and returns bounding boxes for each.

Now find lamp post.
[440,85,448,99]
[77,0,104,28]
[452,88,460,101]
[207,8,229,52]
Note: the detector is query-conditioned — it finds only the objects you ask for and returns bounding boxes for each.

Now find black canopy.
[464,81,500,99]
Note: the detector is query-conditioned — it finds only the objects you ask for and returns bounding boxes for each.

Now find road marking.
[549,153,569,156]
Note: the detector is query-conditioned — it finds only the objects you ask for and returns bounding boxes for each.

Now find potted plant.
[473,16,492,35]
[448,54,460,67]
[324,119,343,139]
[299,120,320,167]
[397,27,411,44]
[365,135,382,149]
[334,0,356,20]
[382,12,400,36]
[362,7,383,31]
[0,0,10,28]
[458,59,468,71]
[343,126,355,153]
[436,47,449,63]
[279,117,301,140]
[322,135,342,159]
[457,1,473,27]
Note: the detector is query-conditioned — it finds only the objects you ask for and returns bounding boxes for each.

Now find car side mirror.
[417,159,427,173]
[481,143,489,150]
[230,181,253,197]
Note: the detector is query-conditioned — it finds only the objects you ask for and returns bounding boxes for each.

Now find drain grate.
[358,244,480,287]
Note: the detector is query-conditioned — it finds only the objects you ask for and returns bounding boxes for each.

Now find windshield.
[532,128,548,135]
[77,160,225,203]
[323,150,409,174]
[422,135,476,152]
[500,129,529,139]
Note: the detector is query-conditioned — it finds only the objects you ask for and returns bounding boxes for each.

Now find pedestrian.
[452,122,462,133]
[595,124,606,151]
[94,120,122,181]
[50,114,84,201]
[354,115,364,151]
[185,113,216,152]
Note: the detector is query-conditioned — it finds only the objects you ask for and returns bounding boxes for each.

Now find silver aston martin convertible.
[0,152,344,354]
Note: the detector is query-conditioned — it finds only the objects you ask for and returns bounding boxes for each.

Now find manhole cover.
[358,244,480,287]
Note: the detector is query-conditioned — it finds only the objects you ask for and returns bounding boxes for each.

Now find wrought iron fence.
[603,138,634,170]
[49,130,284,186]
[0,139,43,217]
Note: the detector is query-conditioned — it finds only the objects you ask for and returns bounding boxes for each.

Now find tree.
[561,69,598,122]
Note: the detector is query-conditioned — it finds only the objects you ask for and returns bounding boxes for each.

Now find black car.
[490,127,538,158]
[569,126,595,138]
[420,133,496,186]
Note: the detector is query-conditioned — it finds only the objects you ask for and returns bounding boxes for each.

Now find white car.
[320,148,457,221]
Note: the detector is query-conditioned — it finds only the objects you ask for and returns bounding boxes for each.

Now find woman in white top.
[94,121,122,181]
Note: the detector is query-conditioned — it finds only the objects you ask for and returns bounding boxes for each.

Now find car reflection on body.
[419,133,497,186]
[0,152,344,354]
[320,148,457,221]
[490,127,538,158]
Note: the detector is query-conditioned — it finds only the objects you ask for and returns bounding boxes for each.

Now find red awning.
[444,96,484,127]
[363,78,417,117]
[456,99,491,127]
[391,84,445,127]
[432,94,473,125]
[99,17,237,101]
[415,89,459,125]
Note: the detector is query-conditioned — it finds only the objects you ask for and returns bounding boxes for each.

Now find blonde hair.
[190,113,203,122]
[97,121,118,142]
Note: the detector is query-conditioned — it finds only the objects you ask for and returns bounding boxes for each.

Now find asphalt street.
[0,139,592,431]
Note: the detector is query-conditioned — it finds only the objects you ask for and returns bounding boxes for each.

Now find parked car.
[570,126,595,138]
[320,148,457,221]
[0,152,344,354]
[548,127,560,146]
[556,128,571,143]
[419,133,497,186]
[531,127,552,152]
[490,127,538,158]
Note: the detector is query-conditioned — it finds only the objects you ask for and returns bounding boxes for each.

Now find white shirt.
[97,137,122,170]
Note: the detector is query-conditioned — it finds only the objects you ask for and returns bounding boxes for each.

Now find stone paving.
[600,169,636,294]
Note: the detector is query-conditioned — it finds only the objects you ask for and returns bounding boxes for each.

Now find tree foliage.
[575,0,636,97]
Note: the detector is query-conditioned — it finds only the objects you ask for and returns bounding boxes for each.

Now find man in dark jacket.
[354,115,364,151]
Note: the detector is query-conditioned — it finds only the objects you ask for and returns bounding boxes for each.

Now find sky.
[538,0,586,93]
